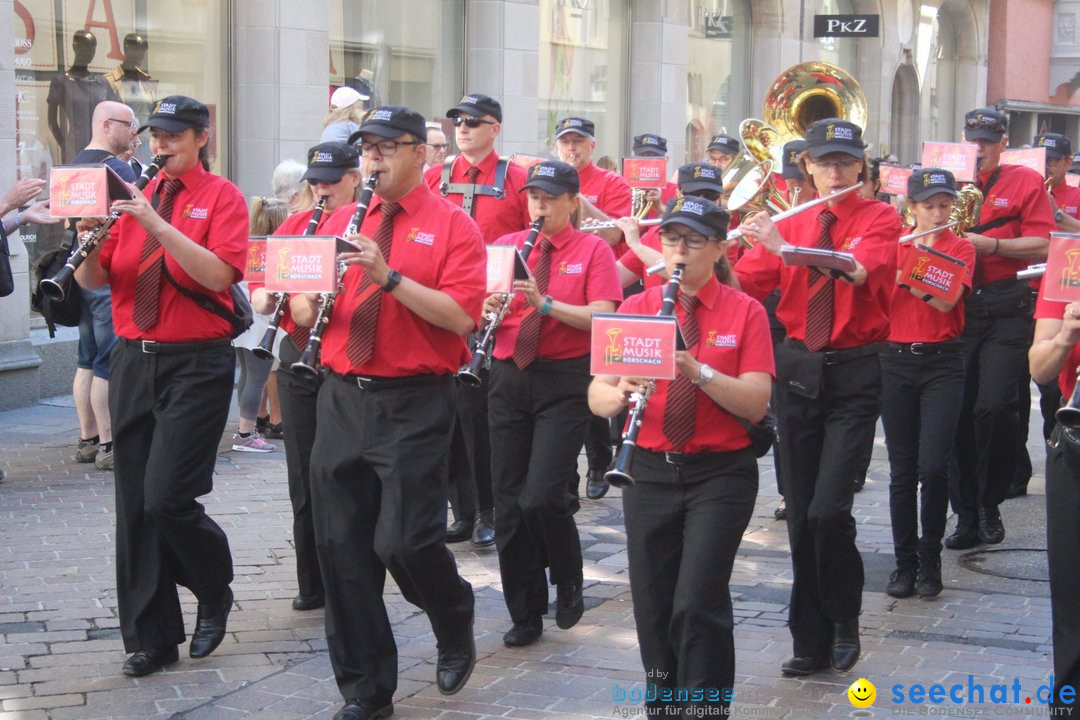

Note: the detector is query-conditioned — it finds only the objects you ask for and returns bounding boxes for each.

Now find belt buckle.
[354,376,371,391]
[664,451,685,466]
[140,340,157,354]
[909,342,926,355]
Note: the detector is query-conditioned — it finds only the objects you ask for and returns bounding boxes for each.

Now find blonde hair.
[249,196,289,235]
[323,102,366,128]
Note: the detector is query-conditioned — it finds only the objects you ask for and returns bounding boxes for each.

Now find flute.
[728,182,863,248]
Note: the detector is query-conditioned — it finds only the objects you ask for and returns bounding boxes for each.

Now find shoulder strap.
[159,261,241,330]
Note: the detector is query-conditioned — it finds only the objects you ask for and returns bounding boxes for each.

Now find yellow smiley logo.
[847,678,876,708]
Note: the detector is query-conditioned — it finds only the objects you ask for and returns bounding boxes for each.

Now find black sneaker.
[886,566,916,598]
[555,576,584,629]
[977,505,1005,545]
[944,524,980,550]
[915,555,943,597]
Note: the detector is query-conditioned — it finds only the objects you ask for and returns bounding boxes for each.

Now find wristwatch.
[1056,209,1066,223]
[694,363,715,387]
[381,269,403,293]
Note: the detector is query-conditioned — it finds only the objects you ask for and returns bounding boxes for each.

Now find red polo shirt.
[734,190,901,348]
[618,225,665,290]
[492,223,622,362]
[101,163,248,341]
[1052,181,1080,220]
[1034,289,1080,399]
[974,164,1055,286]
[889,229,976,343]
[319,183,486,377]
[423,150,532,243]
[617,275,775,453]
[578,162,633,218]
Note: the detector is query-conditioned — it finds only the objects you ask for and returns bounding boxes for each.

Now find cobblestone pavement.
[0,393,1058,719]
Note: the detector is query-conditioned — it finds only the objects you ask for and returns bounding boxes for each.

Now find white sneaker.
[232,431,277,453]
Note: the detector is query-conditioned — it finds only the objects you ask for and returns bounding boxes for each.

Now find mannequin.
[106,34,158,164]
[47,31,119,163]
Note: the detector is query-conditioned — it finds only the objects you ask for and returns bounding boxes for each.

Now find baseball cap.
[804,119,867,159]
[139,95,209,134]
[301,142,360,183]
[781,140,808,180]
[633,134,668,157]
[677,162,724,194]
[330,86,368,110]
[907,168,957,202]
[660,196,729,238]
[707,134,740,154]
[554,117,595,140]
[520,160,580,196]
[963,108,1008,143]
[1035,133,1072,160]
[446,93,502,122]
[348,106,428,144]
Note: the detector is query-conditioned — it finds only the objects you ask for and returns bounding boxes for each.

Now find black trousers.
[954,282,1033,527]
[777,349,880,657]
[110,339,235,653]
[584,414,614,476]
[276,336,324,599]
[310,373,474,705]
[880,348,965,566]
[448,372,494,523]
[489,357,587,623]
[1046,428,1080,712]
[623,448,758,717]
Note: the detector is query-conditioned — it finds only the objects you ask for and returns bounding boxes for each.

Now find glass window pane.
[687,0,752,163]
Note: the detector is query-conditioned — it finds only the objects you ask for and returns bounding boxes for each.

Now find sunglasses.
[965,117,1006,133]
[452,116,496,129]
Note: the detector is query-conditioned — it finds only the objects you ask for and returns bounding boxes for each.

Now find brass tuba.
[762,61,868,141]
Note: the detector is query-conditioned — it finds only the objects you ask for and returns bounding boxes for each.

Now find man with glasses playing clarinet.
[291,106,486,720]
[735,118,901,677]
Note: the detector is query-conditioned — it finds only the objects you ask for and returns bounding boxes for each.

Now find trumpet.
[291,173,381,377]
[604,263,685,488]
[1057,368,1080,430]
[457,216,545,386]
[252,196,328,360]
[728,182,863,247]
[39,154,169,302]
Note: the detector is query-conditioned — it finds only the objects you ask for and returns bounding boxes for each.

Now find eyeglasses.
[356,140,422,156]
[451,116,496,129]
[659,231,711,249]
[810,157,861,172]
[108,117,138,130]
[428,143,449,151]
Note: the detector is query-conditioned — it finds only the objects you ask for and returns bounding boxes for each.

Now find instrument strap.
[439,155,509,216]
[967,167,1019,235]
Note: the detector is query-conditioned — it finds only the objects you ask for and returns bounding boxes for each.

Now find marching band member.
[1039,132,1080,231]
[486,160,621,647]
[705,133,740,173]
[590,197,773,717]
[881,169,975,599]
[74,96,247,677]
[292,106,485,719]
[735,118,900,676]
[630,133,678,220]
[947,108,1054,550]
[780,139,813,207]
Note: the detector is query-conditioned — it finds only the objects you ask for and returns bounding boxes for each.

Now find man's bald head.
[90,101,137,156]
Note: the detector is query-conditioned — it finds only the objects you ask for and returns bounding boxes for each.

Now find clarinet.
[604,263,685,488]
[457,216,546,387]
[291,172,381,377]
[251,196,328,360]
[39,154,170,302]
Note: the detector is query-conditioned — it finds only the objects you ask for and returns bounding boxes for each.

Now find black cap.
[554,116,595,139]
[707,134,740,154]
[301,142,360,183]
[1036,132,1072,160]
[677,162,724,194]
[963,108,1008,143]
[907,168,957,202]
[446,93,502,122]
[139,95,209,133]
[633,134,668,156]
[348,106,427,145]
[1071,152,1080,175]
[781,140,808,179]
[520,160,579,196]
[804,118,867,159]
[660,196,729,238]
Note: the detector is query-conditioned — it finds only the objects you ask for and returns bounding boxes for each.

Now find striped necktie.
[345,201,402,366]
[662,293,701,448]
[132,179,184,331]
[511,237,553,370]
[804,210,837,352]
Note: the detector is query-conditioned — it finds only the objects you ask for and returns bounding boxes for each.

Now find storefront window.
[922,6,957,142]
[815,0,858,72]
[538,0,628,160]
[686,0,751,163]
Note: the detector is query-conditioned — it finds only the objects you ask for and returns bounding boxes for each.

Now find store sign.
[813,14,880,38]
[704,14,734,38]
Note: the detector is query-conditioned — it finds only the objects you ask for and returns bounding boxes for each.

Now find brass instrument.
[898,185,984,243]
[605,264,685,488]
[252,196,329,360]
[39,154,170,302]
[291,172,381,377]
[631,188,653,219]
[1056,368,1080,430]
[762,61,868,141]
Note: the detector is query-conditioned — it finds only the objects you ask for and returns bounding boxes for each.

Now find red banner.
[622,158,667,189]
[1043,232,1080,303]
[921,142,978,183]
[486,245,517,293]
[590,314,678,380]
[246,236,268,283]
[898,243,968,304]
[510,153,546,170]
[879,165,912,195]
[49,166,109,217]
[1001,147,1047,177]
[264,236,338,293]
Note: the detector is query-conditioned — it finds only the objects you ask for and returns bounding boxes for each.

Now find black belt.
[886,340,964,355]
[120,337,232,355]
[638,447,746,467]
[331,371,448,392]
[821,343,885,366]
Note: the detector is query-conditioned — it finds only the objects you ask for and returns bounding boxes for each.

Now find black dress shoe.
[333,699,393,720]
[190,586,233,659]
[780,655,828,676]
[122,645,179,677]
[831,618,860,672]
[915,554,943,598]
[586,470,609,500]
[774,500,787,521]
[291,593,325,611]
[978,505,1005,544]
[471,509,495,548]
[436,621,476,695]
[445,519,473,544]
[853,476,866,493]
[1006,480,1028,498]
[555,576,584,629]
[886,566,917,598]
[944,524,980,550]
[503,616,543,647]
